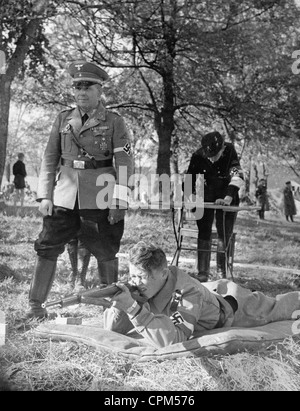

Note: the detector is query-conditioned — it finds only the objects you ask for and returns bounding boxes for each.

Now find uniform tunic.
[37,104,133,209]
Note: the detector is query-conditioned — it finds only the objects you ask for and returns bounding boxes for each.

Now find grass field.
[0,207,300,391]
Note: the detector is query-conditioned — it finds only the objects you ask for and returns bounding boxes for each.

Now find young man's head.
[128,241,168,299]
[17,153,24,161]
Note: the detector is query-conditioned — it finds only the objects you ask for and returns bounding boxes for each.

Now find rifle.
[42,283,146,310]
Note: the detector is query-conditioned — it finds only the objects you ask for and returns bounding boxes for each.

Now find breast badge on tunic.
[99,137,108,151]
[62,124,71,133]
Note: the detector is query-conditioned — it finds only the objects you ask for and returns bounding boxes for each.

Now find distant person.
[12,153,27,207]
[67,236,112,290]
[255,178,269,220]
[283,181,297,222]
[67,237,91,290]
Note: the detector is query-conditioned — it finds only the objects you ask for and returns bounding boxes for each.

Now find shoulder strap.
[67,125,97,165]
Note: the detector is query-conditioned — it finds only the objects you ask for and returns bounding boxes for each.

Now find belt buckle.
[73,160,85,169]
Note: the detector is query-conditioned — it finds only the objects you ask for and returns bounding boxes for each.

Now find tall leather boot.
[97,258,118,287]
[67,239,78,287]
[217,239,227,279]
[196,240,211,282]
[27,257,57,319]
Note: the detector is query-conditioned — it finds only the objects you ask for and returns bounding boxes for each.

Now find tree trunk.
[0,76,11,188]
[156,118,173,177]
[153,106,174,202]
[155,64,175,176]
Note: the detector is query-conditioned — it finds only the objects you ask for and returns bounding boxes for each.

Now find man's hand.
[215,196,233,206]
[111,282,135,312]
[39,199,53,216]
[108,208,126,225]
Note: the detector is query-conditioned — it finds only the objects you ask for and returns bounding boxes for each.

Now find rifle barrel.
[43,294,82,309]
[42,283,143,309]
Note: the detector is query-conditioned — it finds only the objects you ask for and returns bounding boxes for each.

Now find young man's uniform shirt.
[104,267,234,348]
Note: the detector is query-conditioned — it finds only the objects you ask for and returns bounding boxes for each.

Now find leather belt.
[214,295,237,329]
[61,158,112,170]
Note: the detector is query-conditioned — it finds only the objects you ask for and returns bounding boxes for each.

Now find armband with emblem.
[229,166,244,190]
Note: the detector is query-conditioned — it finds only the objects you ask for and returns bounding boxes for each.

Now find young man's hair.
[128,241,167,274]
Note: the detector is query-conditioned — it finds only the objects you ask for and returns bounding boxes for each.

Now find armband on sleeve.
[229,167,244,190]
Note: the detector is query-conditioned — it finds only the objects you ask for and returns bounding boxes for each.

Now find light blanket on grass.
[34,320,300,362]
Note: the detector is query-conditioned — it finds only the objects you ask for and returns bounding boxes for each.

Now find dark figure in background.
[26,60,133,320]
[283,181,297,222]
[255,178,269,220]
[13,153,27,207]
[67,237,91,289]
[186,131,244,282]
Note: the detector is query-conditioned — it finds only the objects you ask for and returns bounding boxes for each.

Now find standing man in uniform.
[186,131,244,282]
[26,60,133,319]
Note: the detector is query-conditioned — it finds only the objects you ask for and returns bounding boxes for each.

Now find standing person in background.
[67,237,91,290]
[283,181,297,222]
[186,131,244,282]
[25,60,133,320]
[12,153,27,207]
[255,178,269,220]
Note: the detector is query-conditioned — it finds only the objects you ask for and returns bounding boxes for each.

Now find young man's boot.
[195,240,211,282]
[26,257,57,320]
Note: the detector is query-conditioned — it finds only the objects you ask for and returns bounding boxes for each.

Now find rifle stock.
[42,283,144,309]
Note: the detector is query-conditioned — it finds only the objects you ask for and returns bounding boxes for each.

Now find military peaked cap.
[68,60,109,84]
[201,131,224,158]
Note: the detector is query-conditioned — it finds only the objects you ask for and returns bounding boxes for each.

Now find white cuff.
[229,176,244,190]
[112,184,129,203]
